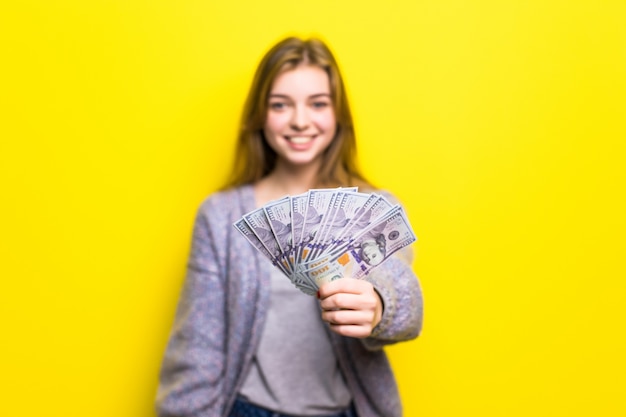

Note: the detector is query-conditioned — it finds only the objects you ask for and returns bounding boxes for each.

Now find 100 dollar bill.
[295,205,416,288]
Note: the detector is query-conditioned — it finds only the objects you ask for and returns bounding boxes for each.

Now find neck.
[254,161,321,205]
[270,162,320,193]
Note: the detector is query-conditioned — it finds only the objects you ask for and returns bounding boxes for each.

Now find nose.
[290,105,310,131]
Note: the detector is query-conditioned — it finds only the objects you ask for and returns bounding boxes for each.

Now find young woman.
[156,37,423,417]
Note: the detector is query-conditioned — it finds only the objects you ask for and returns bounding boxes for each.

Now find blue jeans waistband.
[229,397,358,417]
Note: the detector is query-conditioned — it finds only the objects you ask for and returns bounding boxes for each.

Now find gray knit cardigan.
[156,185,423,417]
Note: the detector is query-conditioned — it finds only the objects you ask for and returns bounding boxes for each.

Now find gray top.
[238,267,351,415]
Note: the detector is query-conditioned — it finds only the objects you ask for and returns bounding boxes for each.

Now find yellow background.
[1,1,625,416]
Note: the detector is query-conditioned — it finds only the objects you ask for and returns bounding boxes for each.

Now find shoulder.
[187,185,256,266]
[197,184,254,218]
[189,185,256,246]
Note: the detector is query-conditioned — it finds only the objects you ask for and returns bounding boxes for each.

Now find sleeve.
[360,245,423,351]
[360,191,424,351]
[156,201,228,416]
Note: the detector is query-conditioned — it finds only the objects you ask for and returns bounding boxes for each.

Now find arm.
[156,202,228,416]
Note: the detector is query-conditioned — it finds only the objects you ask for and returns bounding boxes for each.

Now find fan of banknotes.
[233,187,417,296]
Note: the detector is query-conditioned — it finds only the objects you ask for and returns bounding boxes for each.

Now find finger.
[318,278,371,299]
[320,292,358,310]
[321,309,374,326]
[328,323,374,339]
[320,292,378,311]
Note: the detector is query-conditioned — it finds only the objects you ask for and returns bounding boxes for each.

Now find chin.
[281,152,325,166]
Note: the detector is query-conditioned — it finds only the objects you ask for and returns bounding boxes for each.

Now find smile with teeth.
[286,135,315,144]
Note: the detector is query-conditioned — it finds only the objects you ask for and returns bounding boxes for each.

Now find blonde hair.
[225,36,371,189]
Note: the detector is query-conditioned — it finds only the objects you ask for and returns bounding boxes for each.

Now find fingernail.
[316,290,320,299]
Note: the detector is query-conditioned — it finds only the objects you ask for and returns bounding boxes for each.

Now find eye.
[311,101,330,109]
[269,101,288,111]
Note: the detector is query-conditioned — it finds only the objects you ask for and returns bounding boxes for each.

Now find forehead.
[269,65,331,96]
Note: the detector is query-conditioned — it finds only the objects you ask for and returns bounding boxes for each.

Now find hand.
[317,278,383,338]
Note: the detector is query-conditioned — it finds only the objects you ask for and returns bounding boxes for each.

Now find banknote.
[236,214,316,292]
[233,187,416,294]
[242,206,292,273]
[263,196,293,256]
[296,205,416,288]
[299,188,343,262]
[289,192,308,268]
[314,191,378,257]
[306,190,345,261]
[233,218,290,276]
[322,193,394,256]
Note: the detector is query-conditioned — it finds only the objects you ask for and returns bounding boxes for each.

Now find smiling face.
[263,65,337,171]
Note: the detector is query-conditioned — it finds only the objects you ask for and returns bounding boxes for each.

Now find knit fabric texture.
[156,185,424,417]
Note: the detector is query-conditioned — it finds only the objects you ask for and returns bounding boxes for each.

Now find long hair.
[224,36,371,189]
